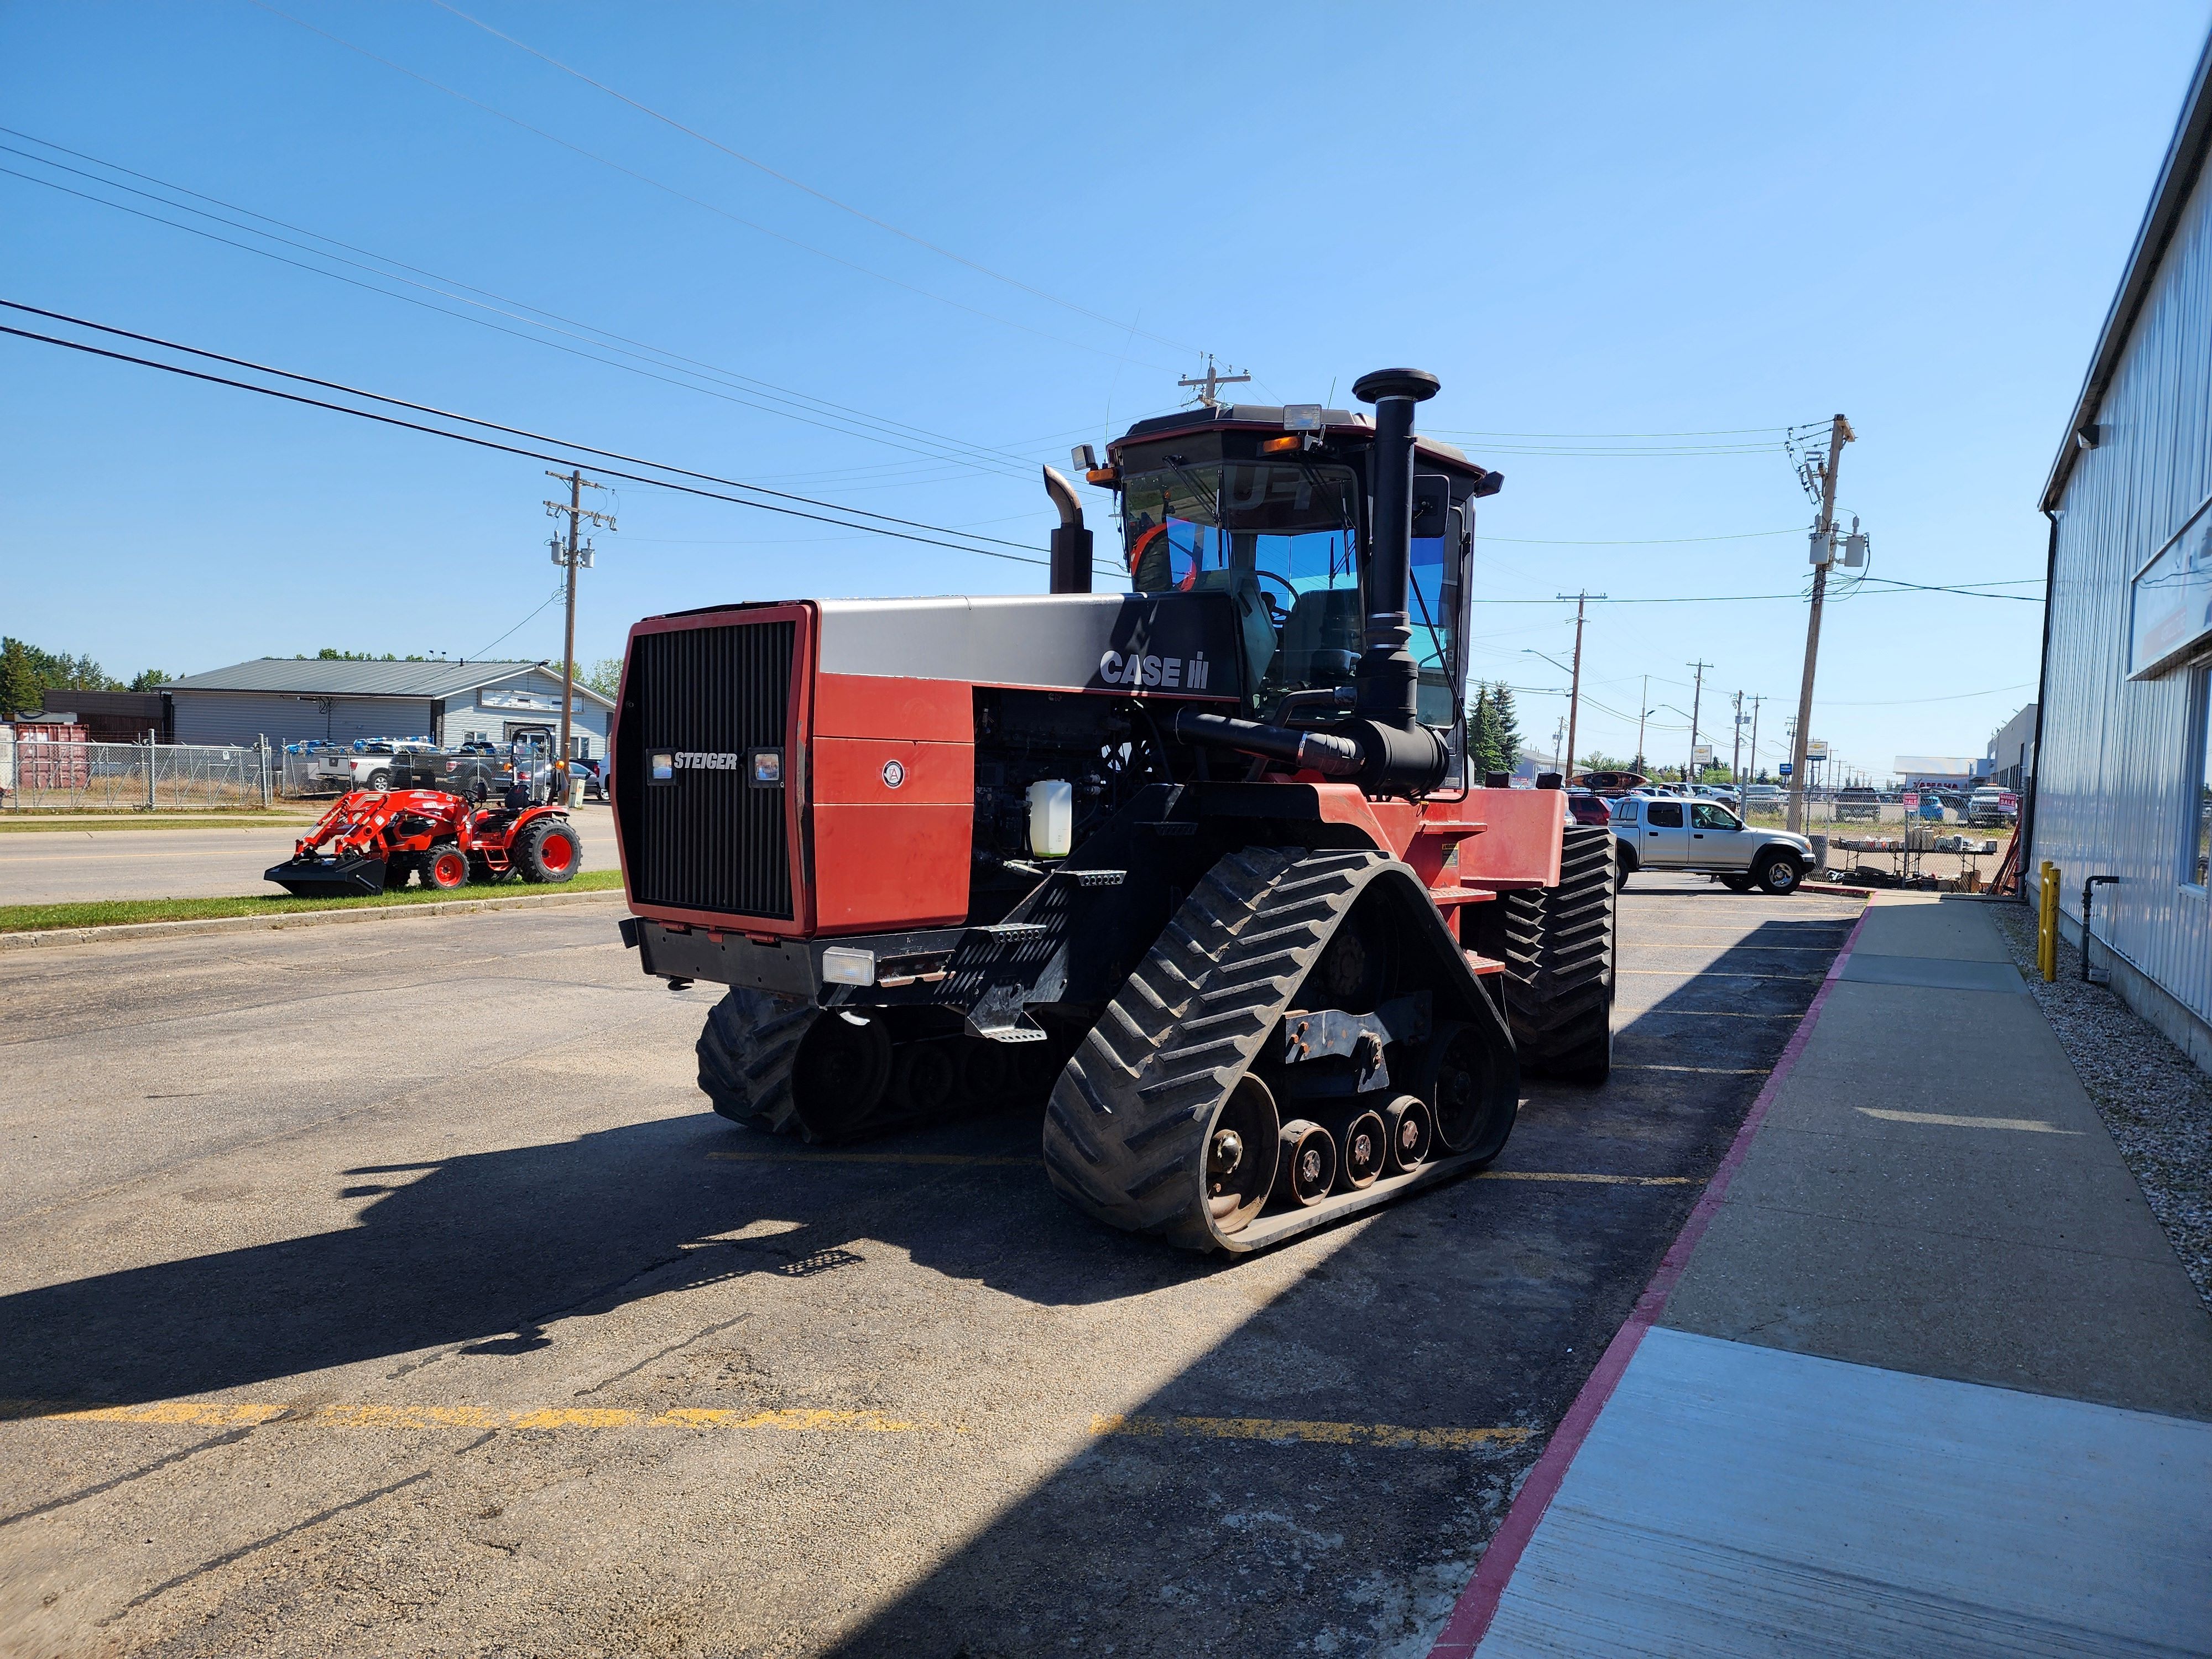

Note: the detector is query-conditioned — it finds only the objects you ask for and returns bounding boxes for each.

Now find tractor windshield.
[1121,461,1363,703]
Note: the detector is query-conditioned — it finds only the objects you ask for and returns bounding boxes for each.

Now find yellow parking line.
[1093,1413,1530,1450]
[1615,1064,1772,1076]
[0,1400,945,1433]
[706,1150,1040,1167]
[1616,969,1822,980]
[1477,1171,1695,1186]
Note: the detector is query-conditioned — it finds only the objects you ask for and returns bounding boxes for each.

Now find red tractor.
[609,369,1614,1253]
[265,789,582,897]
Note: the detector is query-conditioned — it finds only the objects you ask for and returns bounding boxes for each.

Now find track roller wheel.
[958,1036,1014,1103]
[1415,1020,1517,1162]
[890,1039,958,1120]
[1319,1102,1387,1191]
[1276,1120,1336,1206]
[1381,1094,1433,1175]
[1206,1076,1280,1234]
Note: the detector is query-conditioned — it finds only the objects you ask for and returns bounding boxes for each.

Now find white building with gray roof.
[164,658,613,759]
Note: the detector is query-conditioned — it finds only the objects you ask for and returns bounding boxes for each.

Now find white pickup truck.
[1610,795,1817,894]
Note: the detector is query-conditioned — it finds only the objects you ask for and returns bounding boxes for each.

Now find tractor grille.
[624,618,796,920]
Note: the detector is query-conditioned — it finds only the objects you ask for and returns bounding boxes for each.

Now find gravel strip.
[1990,900,2212,1311]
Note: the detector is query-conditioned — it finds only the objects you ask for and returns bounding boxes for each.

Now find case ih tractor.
[611,369,1614,1253]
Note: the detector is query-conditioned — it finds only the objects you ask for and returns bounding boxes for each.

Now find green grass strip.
[0,867,624,932]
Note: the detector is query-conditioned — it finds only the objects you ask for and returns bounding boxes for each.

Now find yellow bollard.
[2038,860,2059,982]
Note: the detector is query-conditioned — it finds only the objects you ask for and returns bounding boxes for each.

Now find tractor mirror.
[1410,474,1452,539]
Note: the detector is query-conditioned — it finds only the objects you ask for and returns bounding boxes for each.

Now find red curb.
[1426,895,1879,1658]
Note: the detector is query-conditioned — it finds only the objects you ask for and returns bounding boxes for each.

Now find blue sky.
[3,1,2206,780]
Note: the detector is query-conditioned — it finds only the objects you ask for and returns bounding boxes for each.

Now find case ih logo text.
[1098,650,1211,690]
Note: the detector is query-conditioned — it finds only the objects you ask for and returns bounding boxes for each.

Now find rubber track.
[696,987,813,1135]
[1503,824,1615,1072]
[1039,846,1391,1250]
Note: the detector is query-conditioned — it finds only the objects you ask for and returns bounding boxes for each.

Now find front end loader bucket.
[264,853,388,898]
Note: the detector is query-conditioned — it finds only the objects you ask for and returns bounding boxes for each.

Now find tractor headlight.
[821,947,876,987]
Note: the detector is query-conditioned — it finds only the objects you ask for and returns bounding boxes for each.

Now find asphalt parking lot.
[0,873,1862,1657]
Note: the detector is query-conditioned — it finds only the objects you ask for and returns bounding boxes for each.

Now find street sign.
[1778,763,1792,777]
[1902,792,1920,808]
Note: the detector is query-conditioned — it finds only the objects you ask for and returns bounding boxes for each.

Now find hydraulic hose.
[1172,709,1364,778]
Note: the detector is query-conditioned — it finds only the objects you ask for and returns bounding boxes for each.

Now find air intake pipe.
[1043,465,1093,594]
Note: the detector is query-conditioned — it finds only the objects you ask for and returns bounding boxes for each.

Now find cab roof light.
[1259,435,1302,453]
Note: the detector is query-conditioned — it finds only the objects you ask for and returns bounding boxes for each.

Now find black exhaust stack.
[1346,368,1449,794]
[1042,466,1092,594]
[1352,368,1437,728]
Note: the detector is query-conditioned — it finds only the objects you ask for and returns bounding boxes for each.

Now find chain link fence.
[1,737,278,811]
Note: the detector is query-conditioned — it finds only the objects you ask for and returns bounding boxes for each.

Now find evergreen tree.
[1468,683,1502,777]
[1490,682,1523,773]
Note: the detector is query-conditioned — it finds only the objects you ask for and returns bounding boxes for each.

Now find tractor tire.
[1720,874,1754,893]
[1502,823,1616,1084]
[1040,846,1517,1251]
[516,818,582,883]
[424,844,469,890]
[697,989,893,1140]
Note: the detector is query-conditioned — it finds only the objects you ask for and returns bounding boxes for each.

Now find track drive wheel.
[696,990,892,1140]
[1501,823,1616,1084]
[1413,1020,1518,1162]
[516,818,582,883]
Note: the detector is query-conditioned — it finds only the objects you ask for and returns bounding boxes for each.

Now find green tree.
[1,637,124,710]
[581,658,623,700]
[1579,750,1634,774]
[129,668,171,691]
[1489,682,1523,771]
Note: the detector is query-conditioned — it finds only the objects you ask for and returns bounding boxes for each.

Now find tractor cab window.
[1122,461,1362,702]
[1410,509,1464,731]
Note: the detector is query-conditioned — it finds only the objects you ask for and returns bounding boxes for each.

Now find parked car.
[1610,794,1816,894]
[1833,786,1881,822]
[312,742,447,792]
[1739,783,1784,808]
[1573,770,1648,797]
[1567,790,1613,827]
[1964,787,2013,827]
[1916,794,1948,822]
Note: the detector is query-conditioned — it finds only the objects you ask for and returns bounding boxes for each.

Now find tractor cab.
[1098,403,1501,786]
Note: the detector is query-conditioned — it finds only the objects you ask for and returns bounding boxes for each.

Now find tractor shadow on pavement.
[0,1104,1236,1410]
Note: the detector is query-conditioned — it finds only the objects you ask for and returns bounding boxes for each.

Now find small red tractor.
[608,368,1615,1254]
[265,789,582,898]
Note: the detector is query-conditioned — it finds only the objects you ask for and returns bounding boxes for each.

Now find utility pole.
[1747,695,1765,786]
[1730,690,1745,785]
[1635,674,1650,774]
[1788,413,1854,831]
[1557,591,1606,781]
[1551,716,1567,775]
[1178,354,1251,408]
[1686,659,1712,784]
[543,469,615,799]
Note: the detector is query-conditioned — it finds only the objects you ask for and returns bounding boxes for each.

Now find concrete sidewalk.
[1443,894,2212,1657]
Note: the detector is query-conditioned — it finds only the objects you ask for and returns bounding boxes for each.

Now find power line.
[0,134,1065,482]
[0,299,1063,555]
[424,0,1202,360]
[1480,527,1803,546]
[243,1,1180,373]
[0,314,1112,571]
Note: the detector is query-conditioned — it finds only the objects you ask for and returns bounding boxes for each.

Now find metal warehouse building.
[164,659,613,759]
[2036,32,2212,1069]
